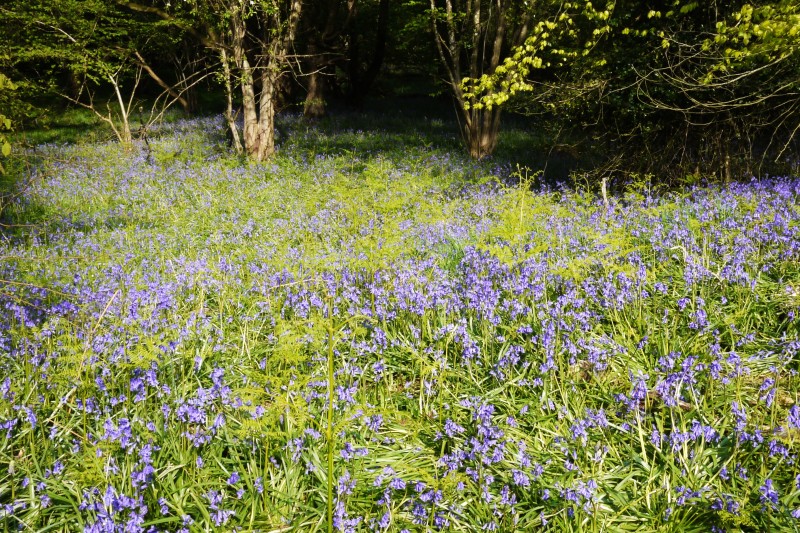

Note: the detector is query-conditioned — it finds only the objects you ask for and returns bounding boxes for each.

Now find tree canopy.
[0,74,14,173]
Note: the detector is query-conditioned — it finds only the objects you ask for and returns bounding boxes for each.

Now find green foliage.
[705,1,800,76]
[0,74,13,173]
[462,0,800,180]
[2,111,800,531]
[0,0,187,143]
[463,0,616,110]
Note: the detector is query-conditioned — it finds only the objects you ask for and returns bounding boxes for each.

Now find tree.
[299,0,356,118]
[0,74,14,174]
[1,0,196,149]
[227,0,302,159]
[429,0,537,159]
[1,0,137,144]
[465,0,800,179]
[124,0,303,160]
[344,0,390,108]
[296,0,391,117]
[638,1,800,177]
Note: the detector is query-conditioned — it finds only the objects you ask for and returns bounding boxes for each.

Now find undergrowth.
[0,114,799,532]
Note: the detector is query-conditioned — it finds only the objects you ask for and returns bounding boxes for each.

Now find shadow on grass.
[278,95,583,185]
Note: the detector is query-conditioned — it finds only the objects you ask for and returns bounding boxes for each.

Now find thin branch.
[134,50,190,112]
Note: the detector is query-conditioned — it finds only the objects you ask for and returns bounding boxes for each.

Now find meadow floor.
[1,113,800,532]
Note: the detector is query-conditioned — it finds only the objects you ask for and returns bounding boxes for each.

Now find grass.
[0,109,799,532]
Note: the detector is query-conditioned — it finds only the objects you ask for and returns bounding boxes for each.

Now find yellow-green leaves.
[460,1,617,111]
[703,1,800,79]
[0,73,15,172]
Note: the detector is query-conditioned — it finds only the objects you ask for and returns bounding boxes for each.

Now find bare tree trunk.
[101,66,143,150]
[210,0,303,160]
[465,107,501,159]
[274,74,294,112]
[120,0,303,160]
[304,41,326,118]
[110,76,133,148]
[68,70,82,100]
[221,49,243,154]
[301,0,357,117]
[240,57,260,159]
[229,7,263,159]
[258,68,278,160]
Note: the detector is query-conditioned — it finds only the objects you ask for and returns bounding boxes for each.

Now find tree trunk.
[221,49,243,155]
[274,72,294,112]
[465,107,501,159]
[230,8,264,160]
[229,0,302,161]
[109,72,134,150]
[257,68,278,160]
[303,0,353,118]
[347,0,389,107]
[68,70,82,100]
[304,41,326,118]
[120,0,303,160]
[240,61,261,159]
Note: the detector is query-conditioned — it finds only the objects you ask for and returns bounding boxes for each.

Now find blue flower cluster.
[1,116,799,531]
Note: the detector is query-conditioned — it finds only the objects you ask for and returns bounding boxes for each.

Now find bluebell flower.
[759,479,778,509]
[788,405,800,429]
[388,477,406,491]
[205,490,234,526]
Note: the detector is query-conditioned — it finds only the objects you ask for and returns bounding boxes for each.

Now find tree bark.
[246,0,302,160]
[257,66,278,160]
[108,68,137,150]
[220,49,243,154]
[230,5,264,160]
[240,55,260,158]
[301,0,356,117]
[465,107,502,159]
[304,41,327,118]
[122,0,301,161]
